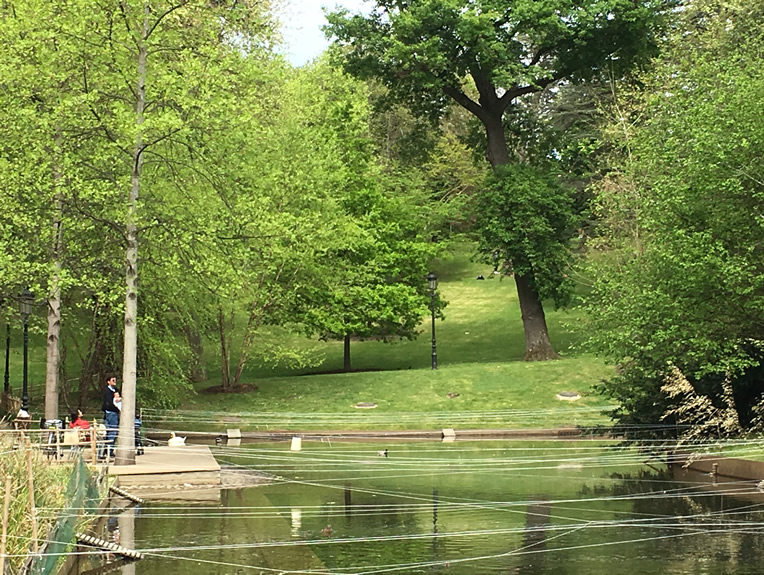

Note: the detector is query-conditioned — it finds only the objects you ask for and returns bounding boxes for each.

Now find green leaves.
[475,164,577,307]
[280,62,444,360]
[586,0,764,433]
[0,0,284,404]
[327,0,666,120]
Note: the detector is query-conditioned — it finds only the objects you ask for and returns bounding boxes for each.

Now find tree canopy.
[585,0,764,436]
[326,0,668,360]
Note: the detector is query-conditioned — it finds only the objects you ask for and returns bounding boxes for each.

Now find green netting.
[29,455,101,575]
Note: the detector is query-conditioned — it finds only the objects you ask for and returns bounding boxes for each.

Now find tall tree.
[159,56,354,391]
[281,61,444,371]
[57,0,276,461]
[0,0,283,420]
[0,0,97,418]
[298,168,444,371]
[585,0,764,435]
[326,0,667,360]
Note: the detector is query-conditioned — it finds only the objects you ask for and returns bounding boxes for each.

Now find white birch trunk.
[45,140,64,420]
[45,241,62,420]
[116,2,149,466]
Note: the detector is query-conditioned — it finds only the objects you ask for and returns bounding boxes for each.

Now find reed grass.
[0,435,75,574]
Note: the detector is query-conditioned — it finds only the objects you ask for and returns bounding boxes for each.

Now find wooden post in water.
[91,428,97,465]
[1,475,11,574]
[25,438,39,553]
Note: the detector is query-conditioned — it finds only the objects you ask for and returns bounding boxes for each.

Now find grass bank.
[6,243,617,431]
[171,245,616,432]
[0,438,73,574]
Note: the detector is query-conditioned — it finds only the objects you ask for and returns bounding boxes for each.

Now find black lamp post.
[2,296,9,395]
[427,272,438,370]
[3,320,9,395]
[19,288,33,413]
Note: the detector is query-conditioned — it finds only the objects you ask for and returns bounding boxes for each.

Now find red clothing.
[70,418,90,430]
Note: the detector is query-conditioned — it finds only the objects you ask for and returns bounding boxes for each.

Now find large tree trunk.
[117,3,149,466]
[484,116,511,167]
[343,334,351,372]
[184,320,207,382]
[514,274,559,361]
[45,248,62,420]
[45,140,64,420]
[483,114,558,361]
[218,307,231,390]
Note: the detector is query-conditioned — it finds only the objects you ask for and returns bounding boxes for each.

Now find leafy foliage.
[586,0,764,434]
[277,62,445,367]
[661,365,743,443]
[326,0,666,122]
[0,0,282,406]
[474,164,577,307]
[327,0,669,361]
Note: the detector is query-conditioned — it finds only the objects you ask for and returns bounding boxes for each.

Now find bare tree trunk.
[218,307,231,390]
[117,3,149,466]
[514,274,559,361]
[184,321,207,382]
[482,113,558,361]
[45,136,64,420]
[343,334,351,372]
[45,279,62,419]
[484,116,511,167]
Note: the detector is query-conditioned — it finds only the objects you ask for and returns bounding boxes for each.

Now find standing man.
[101,375,120,459]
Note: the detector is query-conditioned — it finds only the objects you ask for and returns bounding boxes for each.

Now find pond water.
[71,440,764,574]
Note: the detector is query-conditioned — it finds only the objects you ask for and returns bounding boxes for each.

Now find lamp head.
[19,288,34,317]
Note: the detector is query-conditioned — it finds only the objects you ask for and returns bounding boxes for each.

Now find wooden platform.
[107,445,220,490]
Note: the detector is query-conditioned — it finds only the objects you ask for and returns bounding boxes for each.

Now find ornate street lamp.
[427,272,438,370]
[19,288,33,413]
[2,297,9,396]
[3,320,9,396]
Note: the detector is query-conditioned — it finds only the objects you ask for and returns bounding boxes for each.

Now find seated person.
[69,409,91,430]
[13,409,31,430]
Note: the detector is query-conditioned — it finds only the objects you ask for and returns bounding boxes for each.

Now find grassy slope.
[5,243,616,430]
[179,244,616,431]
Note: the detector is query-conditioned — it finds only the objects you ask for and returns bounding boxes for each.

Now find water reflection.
[517,503,551,575]
[117,508,136,575]
[67,441,764,575]
[64,499,141,575]
[290,508,302,537]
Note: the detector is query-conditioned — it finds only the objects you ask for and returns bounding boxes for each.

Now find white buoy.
[290,436,302,451]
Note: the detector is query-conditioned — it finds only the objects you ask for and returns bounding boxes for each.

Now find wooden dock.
[107,445,221,502]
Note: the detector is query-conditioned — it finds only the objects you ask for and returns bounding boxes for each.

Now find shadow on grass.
[298,368,388,376]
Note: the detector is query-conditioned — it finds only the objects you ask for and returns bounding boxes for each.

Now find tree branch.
[498,71,567,112]
[442,85,489,123]
[146,1,189,40]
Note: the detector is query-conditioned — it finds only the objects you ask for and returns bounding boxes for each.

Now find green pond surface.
[73,440,764,574]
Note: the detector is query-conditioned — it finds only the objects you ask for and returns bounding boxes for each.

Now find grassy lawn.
[179,357,614,431]
[5,243,617,431]
[176,244,617,431]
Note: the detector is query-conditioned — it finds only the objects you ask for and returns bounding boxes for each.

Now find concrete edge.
[147,427,608,442]
[671,452,764,482]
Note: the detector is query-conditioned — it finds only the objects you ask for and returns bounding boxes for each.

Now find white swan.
[168,432,186,447]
